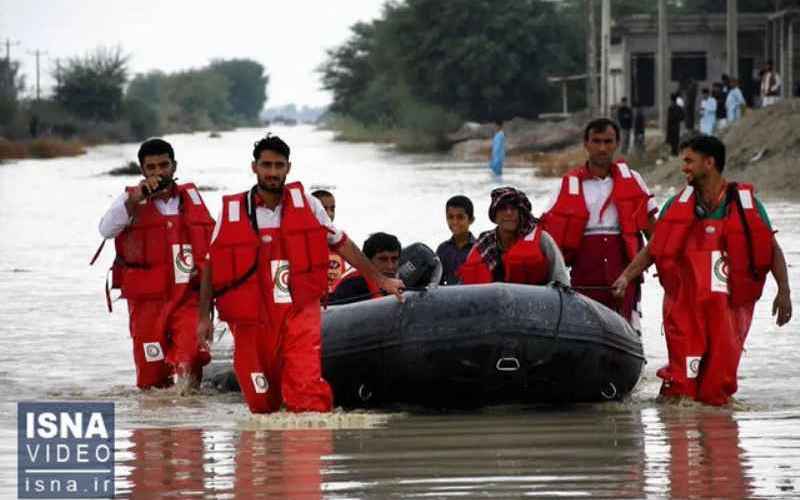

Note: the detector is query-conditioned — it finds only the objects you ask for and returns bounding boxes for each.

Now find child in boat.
[435,195,476,285]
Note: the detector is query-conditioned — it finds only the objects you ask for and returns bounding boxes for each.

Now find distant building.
[610,13,782,109]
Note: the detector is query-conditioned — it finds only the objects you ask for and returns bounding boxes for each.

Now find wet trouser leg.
[128,299,173,389]
[165,296,211,381]
[231,322,282,414]
[280,302,333,413]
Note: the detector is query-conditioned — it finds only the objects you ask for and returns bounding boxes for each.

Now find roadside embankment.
[0,137,86,161]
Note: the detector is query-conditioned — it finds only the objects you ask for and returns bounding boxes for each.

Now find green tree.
[209,59,269,120]
[54,46,128,121]
[164,68,231,130]
[0,58,25,127]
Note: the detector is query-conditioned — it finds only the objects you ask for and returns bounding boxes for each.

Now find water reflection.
[117,427,331,499]
[645,408,751,498]
[112,408,768,499]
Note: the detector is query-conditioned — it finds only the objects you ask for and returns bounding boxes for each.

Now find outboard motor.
[398,242,442,288]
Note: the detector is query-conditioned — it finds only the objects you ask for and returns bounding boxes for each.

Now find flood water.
[1,126,799,498]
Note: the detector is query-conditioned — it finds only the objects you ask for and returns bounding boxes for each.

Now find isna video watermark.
[18,402,114,499]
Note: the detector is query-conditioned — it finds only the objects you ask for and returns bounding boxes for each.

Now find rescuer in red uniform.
[98,138,215,392]
[612,135,792,405]
[540,118,658,327]
[196,134,404,414]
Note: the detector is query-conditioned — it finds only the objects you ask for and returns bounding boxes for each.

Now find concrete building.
[610,13,777,111]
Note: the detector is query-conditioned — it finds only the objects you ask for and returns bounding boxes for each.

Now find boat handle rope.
[357,384,373,402]
[601,382,618,400]
[324,286,429,307]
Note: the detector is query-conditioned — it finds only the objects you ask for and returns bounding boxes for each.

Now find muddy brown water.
[1,126,798,498]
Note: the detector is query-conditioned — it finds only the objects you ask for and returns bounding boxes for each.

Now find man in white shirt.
[197,134,404,414]
[540,118,658,327]
[98,138,215,392]
[760,60,782,107]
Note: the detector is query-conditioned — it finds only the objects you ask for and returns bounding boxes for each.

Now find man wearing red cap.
[540,118,657,326]
[459,186,569,286]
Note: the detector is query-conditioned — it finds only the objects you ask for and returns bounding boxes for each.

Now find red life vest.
[112,183,214,302]
[209,182,330,324]
[650,183,774,307]
[459,227,550,285]
[540,161,652,265]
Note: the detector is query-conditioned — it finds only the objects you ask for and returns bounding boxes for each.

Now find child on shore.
[436,195,476,285]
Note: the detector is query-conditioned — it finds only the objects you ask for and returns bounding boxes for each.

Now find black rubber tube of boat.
[528,283,565,369]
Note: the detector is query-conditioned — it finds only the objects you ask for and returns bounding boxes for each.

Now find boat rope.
[528,283,567,369]
[324,286,428,307]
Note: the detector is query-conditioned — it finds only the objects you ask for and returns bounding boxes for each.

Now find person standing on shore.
[489,120,505,176]
[726,78,746,125]
[760,60,782,107]
[612,135,792,406]
[197,134,404,414]
[699,88,717,135]
[540,118,657,327]
[616,98,633,154]
[667,94,685,156]
[97,138,215,392]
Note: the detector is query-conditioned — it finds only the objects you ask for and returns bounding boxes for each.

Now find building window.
[672,51,707,83]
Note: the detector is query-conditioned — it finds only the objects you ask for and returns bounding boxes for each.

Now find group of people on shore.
[98,119,791,414]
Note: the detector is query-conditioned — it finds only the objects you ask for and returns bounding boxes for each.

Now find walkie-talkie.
[142,176,176,197]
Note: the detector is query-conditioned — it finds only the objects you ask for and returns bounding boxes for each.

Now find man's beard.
[258,179,285,194]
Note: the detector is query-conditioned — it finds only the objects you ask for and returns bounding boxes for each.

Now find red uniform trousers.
[658,254,746,406]
[230,301,333,414]
[128,295,210,389]
[571,234,639,322]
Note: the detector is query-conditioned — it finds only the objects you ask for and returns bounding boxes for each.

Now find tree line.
[0,46,269,143]
[319,0,786,150]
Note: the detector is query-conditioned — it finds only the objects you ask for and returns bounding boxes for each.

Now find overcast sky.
[0,0,385,107]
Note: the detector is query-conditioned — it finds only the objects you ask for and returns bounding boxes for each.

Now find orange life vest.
[209,182,330,324]
[459,227,550,285]
[650,183,774,307]
[540,161,652,265]
[112,183,214,302]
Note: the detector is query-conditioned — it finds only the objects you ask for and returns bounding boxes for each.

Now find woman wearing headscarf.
[459,186,569,285]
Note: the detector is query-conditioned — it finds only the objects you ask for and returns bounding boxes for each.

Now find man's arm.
[771,240,792,326]
[99,176,169,239]
[196,266,214,343]
[612,243,655,298]
[336,238,404,301]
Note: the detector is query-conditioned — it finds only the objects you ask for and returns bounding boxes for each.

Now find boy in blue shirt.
[436,195,476,285]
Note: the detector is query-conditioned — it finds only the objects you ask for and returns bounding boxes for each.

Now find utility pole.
[4,38,20,61]
[600,0,611,117]
[28,49,47,101]
[727,0,739,78]
[657,0,669,133]
[586,0,598,117]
